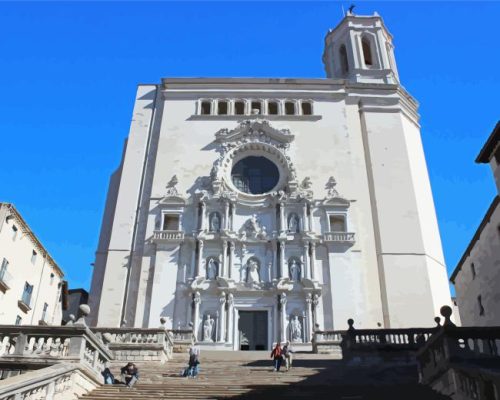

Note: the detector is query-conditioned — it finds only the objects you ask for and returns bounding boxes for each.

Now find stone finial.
[74,304,90,326]
[434,316,441,327]
[440,305,456,327]
[160,317,167,328]
[65,314,76,326]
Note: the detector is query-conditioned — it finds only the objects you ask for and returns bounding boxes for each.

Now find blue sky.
[0,2,498,291]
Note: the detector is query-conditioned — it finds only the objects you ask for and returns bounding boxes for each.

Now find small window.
[234,101,245,115]
[15,316,22,325]
[268,101,279,115]
[50,272,55,285]
[478,295,485,316]
[218,100,228,115]
[11,225,18,241]
[362,37,373,67]
[0,258,8,281]
[329,215,346,232]
[31,250,37,265]
[339,44,349,74]
[301,102,312,115]
[21,282,34,306]
[201,101,212,115]
[163,214,180,231]
[471,263,476,279]
[284,101,295,115]
[41,303,49,322]
[251,101,261,114]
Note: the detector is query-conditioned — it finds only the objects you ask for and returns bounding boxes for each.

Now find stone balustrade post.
[13,333,27,356]
[67,335,86,359]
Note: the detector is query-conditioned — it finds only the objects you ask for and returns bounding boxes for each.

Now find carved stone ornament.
[322,176,349,206]
[160,175,186,205]
[240,214,267,240]
[166,175,179,196]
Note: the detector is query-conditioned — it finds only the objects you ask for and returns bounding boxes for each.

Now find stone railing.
[152,230,185,242]
[323,232,355,243]
[0,363,101,400]
[92,327,174,363]
[312,330,345,355]
[0,270,12,293]
[417,325,500,399]
[0,325,112,379]
[167,329,196,353]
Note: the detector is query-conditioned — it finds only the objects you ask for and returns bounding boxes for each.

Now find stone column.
[305,294,313,342]
[280,293,287,343]
[221,240,228,277]
[230,203,235,231]
[193,292,201,341]
[271,241,278,280]
[302,242,310,280]
[279,203,285,233]
[310,242,316,280]
[307,204,313,232]
[200,202,207,231]
[196,240,204,277]
[229,242,235,279]
[279,240,286,279]
[226,293,234,343]
[218,292,226,343]
[302,203,308,232]
[224,202,230,231]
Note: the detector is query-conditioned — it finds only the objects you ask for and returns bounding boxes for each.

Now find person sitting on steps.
[270,342,282,372]
[120,362,139,388]
[183,344,200,378]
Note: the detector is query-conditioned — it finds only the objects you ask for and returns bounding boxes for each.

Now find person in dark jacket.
[270,343,282,372]
[120,363,139,388]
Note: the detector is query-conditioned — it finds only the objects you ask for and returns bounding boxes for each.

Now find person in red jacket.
[270,342,283,372]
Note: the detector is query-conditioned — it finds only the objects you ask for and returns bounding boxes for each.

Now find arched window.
[217,100,228,115]
[234,100,245,115]
[362,37,373,67]
[339,44,349,75]
[201,100,212,115]
[284,101,295,115]
[301,101,312,115]
[268,101,279,115]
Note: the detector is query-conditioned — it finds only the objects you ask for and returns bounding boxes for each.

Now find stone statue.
[246,259,260,284]
[210,213,221,232]
[203,315,215,342]
[290,316,302,342]
[207,258,218,280]
[288,214,299,233]
[289,259,301,281]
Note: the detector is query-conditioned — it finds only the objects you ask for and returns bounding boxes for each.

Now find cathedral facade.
[89,13,452,350]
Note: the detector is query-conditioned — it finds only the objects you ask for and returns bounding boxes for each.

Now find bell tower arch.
[322,11,399,84]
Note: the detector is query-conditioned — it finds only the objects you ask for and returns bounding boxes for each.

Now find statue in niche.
[246,258,260,285]
[209,212,221,232]
[203,314,215,342]
[290,316,303,343]
[207,258,218,280]
[289,259,301,282]
[288,214,300,233]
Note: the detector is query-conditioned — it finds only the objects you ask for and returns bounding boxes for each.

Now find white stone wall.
[0,204,64,326]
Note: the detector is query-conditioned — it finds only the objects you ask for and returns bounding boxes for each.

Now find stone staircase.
[79,351,451,400]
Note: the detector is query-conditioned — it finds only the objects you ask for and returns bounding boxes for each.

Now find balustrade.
[323,232,355,243]
[152,230,185,242]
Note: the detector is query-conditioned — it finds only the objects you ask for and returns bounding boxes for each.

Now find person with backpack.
[270,342,282,372]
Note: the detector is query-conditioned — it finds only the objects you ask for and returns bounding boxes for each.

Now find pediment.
[321,196,350,207]
[158,195,186,206]
[215,119,294,145]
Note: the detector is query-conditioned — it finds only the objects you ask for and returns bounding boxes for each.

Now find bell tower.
[323,11,399,84]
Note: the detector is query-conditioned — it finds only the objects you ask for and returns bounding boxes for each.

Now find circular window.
[231,156,279,194]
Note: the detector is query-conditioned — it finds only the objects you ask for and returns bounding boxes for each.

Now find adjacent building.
[451,122,500,326]
[90,12,453,349]
[0,203,65,326]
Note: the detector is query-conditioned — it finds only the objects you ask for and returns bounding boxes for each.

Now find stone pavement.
[79,351,451,400]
